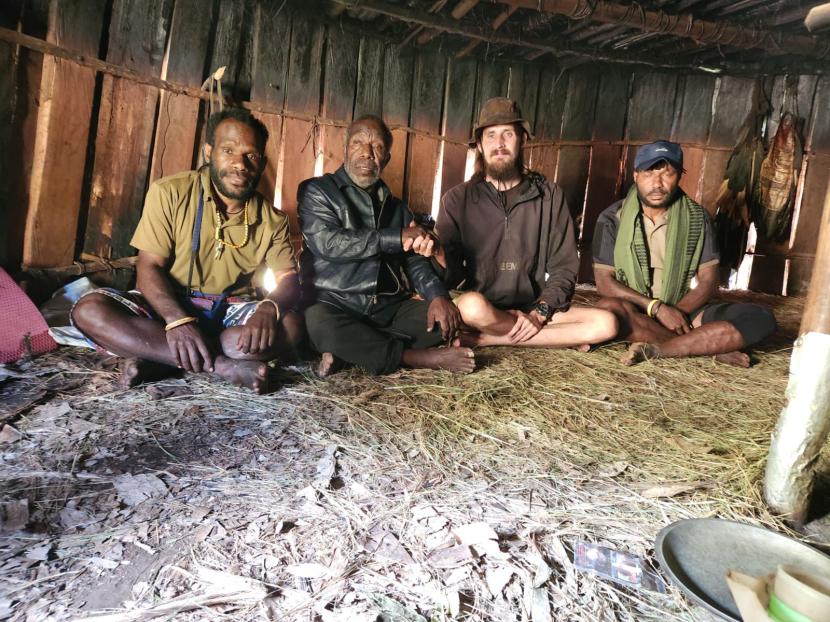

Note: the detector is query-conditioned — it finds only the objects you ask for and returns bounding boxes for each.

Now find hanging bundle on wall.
[753,112,803,244]
[714,91,767,272]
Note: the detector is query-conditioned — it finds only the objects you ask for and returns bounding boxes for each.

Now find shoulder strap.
[186,186,205,295]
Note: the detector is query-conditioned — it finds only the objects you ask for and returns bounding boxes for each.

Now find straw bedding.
[0,290,818,621]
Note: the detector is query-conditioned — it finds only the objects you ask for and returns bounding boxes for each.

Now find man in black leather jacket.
[298,115,475,376]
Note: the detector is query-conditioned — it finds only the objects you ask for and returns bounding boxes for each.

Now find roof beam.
[417,0,480,45]
[497,0,830,59]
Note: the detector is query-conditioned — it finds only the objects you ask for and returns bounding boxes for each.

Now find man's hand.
[166,322,214,372]
[507,310,543,343]
[426,296,461,340]
[655,303,691,335]
[402,223,437,253]
[236,304,279,354]
[410,234,437,258]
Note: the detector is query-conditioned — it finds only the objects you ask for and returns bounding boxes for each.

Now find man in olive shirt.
[72,109,302,393]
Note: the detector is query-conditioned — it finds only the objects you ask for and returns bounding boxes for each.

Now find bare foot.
[119,358,178,389]
[317,352,345,378]
[402,345,476,373]
[458,331,483,348]
[214,356,269,393]
[714,350,751,367]
[621,342,661,366]
[573,344,592,353]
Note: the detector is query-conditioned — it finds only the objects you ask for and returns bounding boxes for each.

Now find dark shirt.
[436,174,578,311]
[592,199,720,276]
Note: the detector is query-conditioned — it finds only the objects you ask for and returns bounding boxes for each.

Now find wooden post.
[764,184,830,525]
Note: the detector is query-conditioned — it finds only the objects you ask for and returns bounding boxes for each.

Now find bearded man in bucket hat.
[417,97,618,349]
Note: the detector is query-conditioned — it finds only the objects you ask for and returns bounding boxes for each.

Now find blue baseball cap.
[634,140,684,172]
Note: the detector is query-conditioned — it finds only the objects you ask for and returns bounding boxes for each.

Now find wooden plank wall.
[4,0,829,297]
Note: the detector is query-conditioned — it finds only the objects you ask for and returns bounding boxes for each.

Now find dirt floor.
[0,289,820,621]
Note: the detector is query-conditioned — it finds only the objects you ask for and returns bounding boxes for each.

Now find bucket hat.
[470,97,534,145]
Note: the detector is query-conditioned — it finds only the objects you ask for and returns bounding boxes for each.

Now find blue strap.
[185,187,204,295]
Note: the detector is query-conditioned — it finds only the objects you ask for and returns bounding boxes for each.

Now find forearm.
[263,272,300,313]
[136,263,189,323]
[675,282,716,315]
[595,269,652,311]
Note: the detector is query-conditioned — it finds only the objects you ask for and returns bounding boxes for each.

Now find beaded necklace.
[212,201,249,259]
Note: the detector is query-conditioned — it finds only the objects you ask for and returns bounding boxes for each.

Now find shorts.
[71,288,261,350]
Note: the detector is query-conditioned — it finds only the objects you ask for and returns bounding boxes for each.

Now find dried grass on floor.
[0,291,813,621]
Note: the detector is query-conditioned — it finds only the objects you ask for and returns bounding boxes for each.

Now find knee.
[70,293,111,332]
[454,292,493,327]
[593,309,619,342]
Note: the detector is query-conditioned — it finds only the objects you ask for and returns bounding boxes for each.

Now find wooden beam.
[498,0,830,59]
[329,0,816,72]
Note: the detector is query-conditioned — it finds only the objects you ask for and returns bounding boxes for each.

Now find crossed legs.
[595,297,776,367]
[71,292,305,393]
[454,292,618,349]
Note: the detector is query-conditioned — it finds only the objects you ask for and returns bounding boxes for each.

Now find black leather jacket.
[298,166,448,315]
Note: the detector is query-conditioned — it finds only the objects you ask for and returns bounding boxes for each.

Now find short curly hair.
[205,108,269,149]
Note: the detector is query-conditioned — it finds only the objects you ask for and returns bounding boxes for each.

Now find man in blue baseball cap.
[591,140,776,366]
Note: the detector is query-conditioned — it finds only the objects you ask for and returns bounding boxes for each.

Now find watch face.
[535,302,551,318]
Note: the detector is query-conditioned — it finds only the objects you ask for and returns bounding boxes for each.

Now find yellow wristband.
[646,299,661,318]
[256,299,280,321]
[165,316,198,331]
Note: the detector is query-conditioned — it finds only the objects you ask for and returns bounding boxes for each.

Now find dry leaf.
[485,566,514,596]
[453,522,498,546]
[597,461,629,477]
[361,526,414,565]
[285,562,330,579]
[315,444,339,487]
[427,544,474,569]
[0,425,23,444]
[639,480,713,498]
[113,474,169,507]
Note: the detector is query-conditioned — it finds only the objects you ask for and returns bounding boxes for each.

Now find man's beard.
[484,151,520,182]
[210,162,260,201]
[637,188,677,208]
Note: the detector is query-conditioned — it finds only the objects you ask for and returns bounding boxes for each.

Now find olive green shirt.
[130,168,295,295]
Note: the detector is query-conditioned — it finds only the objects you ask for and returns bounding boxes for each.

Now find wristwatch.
[532,301,553,323]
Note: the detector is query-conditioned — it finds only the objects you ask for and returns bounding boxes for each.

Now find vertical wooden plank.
[279,16,324,232]
[406,51,446,214]
[250,1,290,205]
[788,154,830,294]
[474,60,509,121]
[208,0,246,99]
[83,0,172,262]
[354,36,383,118]
[0,0,25,269]
[381,46,413,199]
[557,69,598,232]
[23,0,106,269]
[579,66,630,281]
[678,146,705,204]
[441,56,476,197]
[321,26,359,174]
[528,66,567,181]
[699,150,730,216]
[149,0,213,183]
[508,62,540,131]
[626,71,678,141]
[708,76,758,148]
[672,74,715,144]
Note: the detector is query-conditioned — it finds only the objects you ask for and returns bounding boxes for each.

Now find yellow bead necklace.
[212,201,249,258]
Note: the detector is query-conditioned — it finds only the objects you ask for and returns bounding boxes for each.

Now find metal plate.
[655,518,830,621]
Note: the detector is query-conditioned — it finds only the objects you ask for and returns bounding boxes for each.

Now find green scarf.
[613,186,705,306]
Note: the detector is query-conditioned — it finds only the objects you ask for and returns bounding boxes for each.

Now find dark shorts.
[690,301,776,347]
